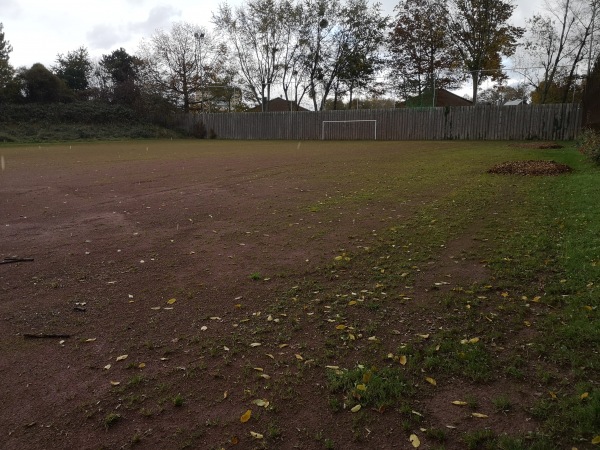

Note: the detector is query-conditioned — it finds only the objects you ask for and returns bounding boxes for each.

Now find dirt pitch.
[0,140,562,449]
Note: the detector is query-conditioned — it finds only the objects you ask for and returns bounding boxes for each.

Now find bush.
[578,128,600,165]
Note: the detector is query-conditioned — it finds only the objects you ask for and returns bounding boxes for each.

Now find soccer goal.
[321,120,377,140]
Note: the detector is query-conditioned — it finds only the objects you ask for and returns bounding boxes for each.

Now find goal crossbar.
[321,120,377,140]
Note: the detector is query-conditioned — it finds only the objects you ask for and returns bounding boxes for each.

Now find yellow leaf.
[501,292,509,298]
[250,431,263,439]
[533,296,541,302]
[223,391,228,399]
[591,435,600,444]
[334,255,343,261]
[167,298,176,305]
[266,353,274,359]
[336,324,347,330]
[409,434,421,448]
[468,337,480,344]
[580,392,589,400]
[584,305,593,311]
[362,371,372,383]
[295,354,303,360]
[138,362,146,369]
[110,381,120,386]
[240,409,252,423]
[418,334,430,339]
[116,354,128,361]
[253,367,263,372]
[451,401,467,406]
[425,377,437,386]
[356,384,367,391]
[326,365,340,370]
[549,391,557,399]
[472,412,488,418]
[351,404,362,413]
[260,373,270,379]
[524,321,531,327]
[278,343,288,348]
[348,301,357,306]
[250,343,261,347]
[399,355,407,366]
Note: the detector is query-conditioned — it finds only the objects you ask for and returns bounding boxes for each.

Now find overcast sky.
[2,0,544,70]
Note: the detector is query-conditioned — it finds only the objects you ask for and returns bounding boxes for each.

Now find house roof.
[504,99,524,106]
[401,89,473,108]
[248,97,309,112]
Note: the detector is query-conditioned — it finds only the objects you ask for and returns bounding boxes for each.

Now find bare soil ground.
[0,141,567,449]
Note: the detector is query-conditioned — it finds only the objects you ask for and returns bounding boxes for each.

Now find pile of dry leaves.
[487,160,573,176]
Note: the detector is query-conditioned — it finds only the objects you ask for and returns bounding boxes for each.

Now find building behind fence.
[174,103,581,141]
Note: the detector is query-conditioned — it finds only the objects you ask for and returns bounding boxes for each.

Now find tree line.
[0,0,598,113]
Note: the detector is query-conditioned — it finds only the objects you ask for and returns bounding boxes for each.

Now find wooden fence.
[173,103,582,141]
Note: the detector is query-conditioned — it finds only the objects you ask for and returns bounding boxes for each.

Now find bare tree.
[213,0,289,111]
[138,22,229,113]
[517,0,598,104]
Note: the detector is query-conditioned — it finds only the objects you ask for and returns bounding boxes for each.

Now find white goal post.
[321,120,377,140]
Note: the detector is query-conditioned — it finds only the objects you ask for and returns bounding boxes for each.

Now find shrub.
[578,128,600,165]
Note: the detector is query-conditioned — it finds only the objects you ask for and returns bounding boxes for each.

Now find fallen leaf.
[425,377,437,386]
[351,404,362,413]
[295,354,303,360]
[167,298,176,305]
[266,353,274,359]
[230,436,239,445]
[116,354,128,362]
[581,392,589,400]
[200,326,208,331]
[362,371,372,383]
[336,324,347,330]
[399,355,407,366]
[150,306,161,310]
[356,384,367,391]
[451,401,467,406]
[260,373,271,379]
[240,409,252,423]
[409,434,421,448]
[110,381,120,386]
[472,412,488,418]
[138,362,146,369]
[501,292,509,298]
[533,296,541,302]
[253,367,264,372]
[224,391,228,399]
[417,334,430,339]
[348,301,357,306]
[592,435,600,444]
[278,344,288,348]
[250,343,262,347]
[469,337,480,344]
[104,364,111,370]
[326,365,340,370]
[250,431,263,439]
[252,399,270,408]
[85,338,96,342]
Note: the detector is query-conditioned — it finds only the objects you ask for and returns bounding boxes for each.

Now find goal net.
[321,120,377,140]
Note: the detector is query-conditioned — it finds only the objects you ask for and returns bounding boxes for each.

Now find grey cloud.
[86,5,181,51]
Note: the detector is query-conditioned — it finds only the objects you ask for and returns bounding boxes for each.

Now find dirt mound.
[511,142,564,149]
[487,160,572,176]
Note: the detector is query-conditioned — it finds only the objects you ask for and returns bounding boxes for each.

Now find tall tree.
[99,48,143,105]
[0,23,14,89]
[517,0,598,104]
[139,22,229,112]
[388,0,460,105]
[19,63,74,103]
[213,0,288,111]
[447,0,524,103]
[299,0,388,110]
[53,46,93,93]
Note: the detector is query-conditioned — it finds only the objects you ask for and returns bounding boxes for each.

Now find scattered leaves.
[425,377,437,386]
[351,404,362,413]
